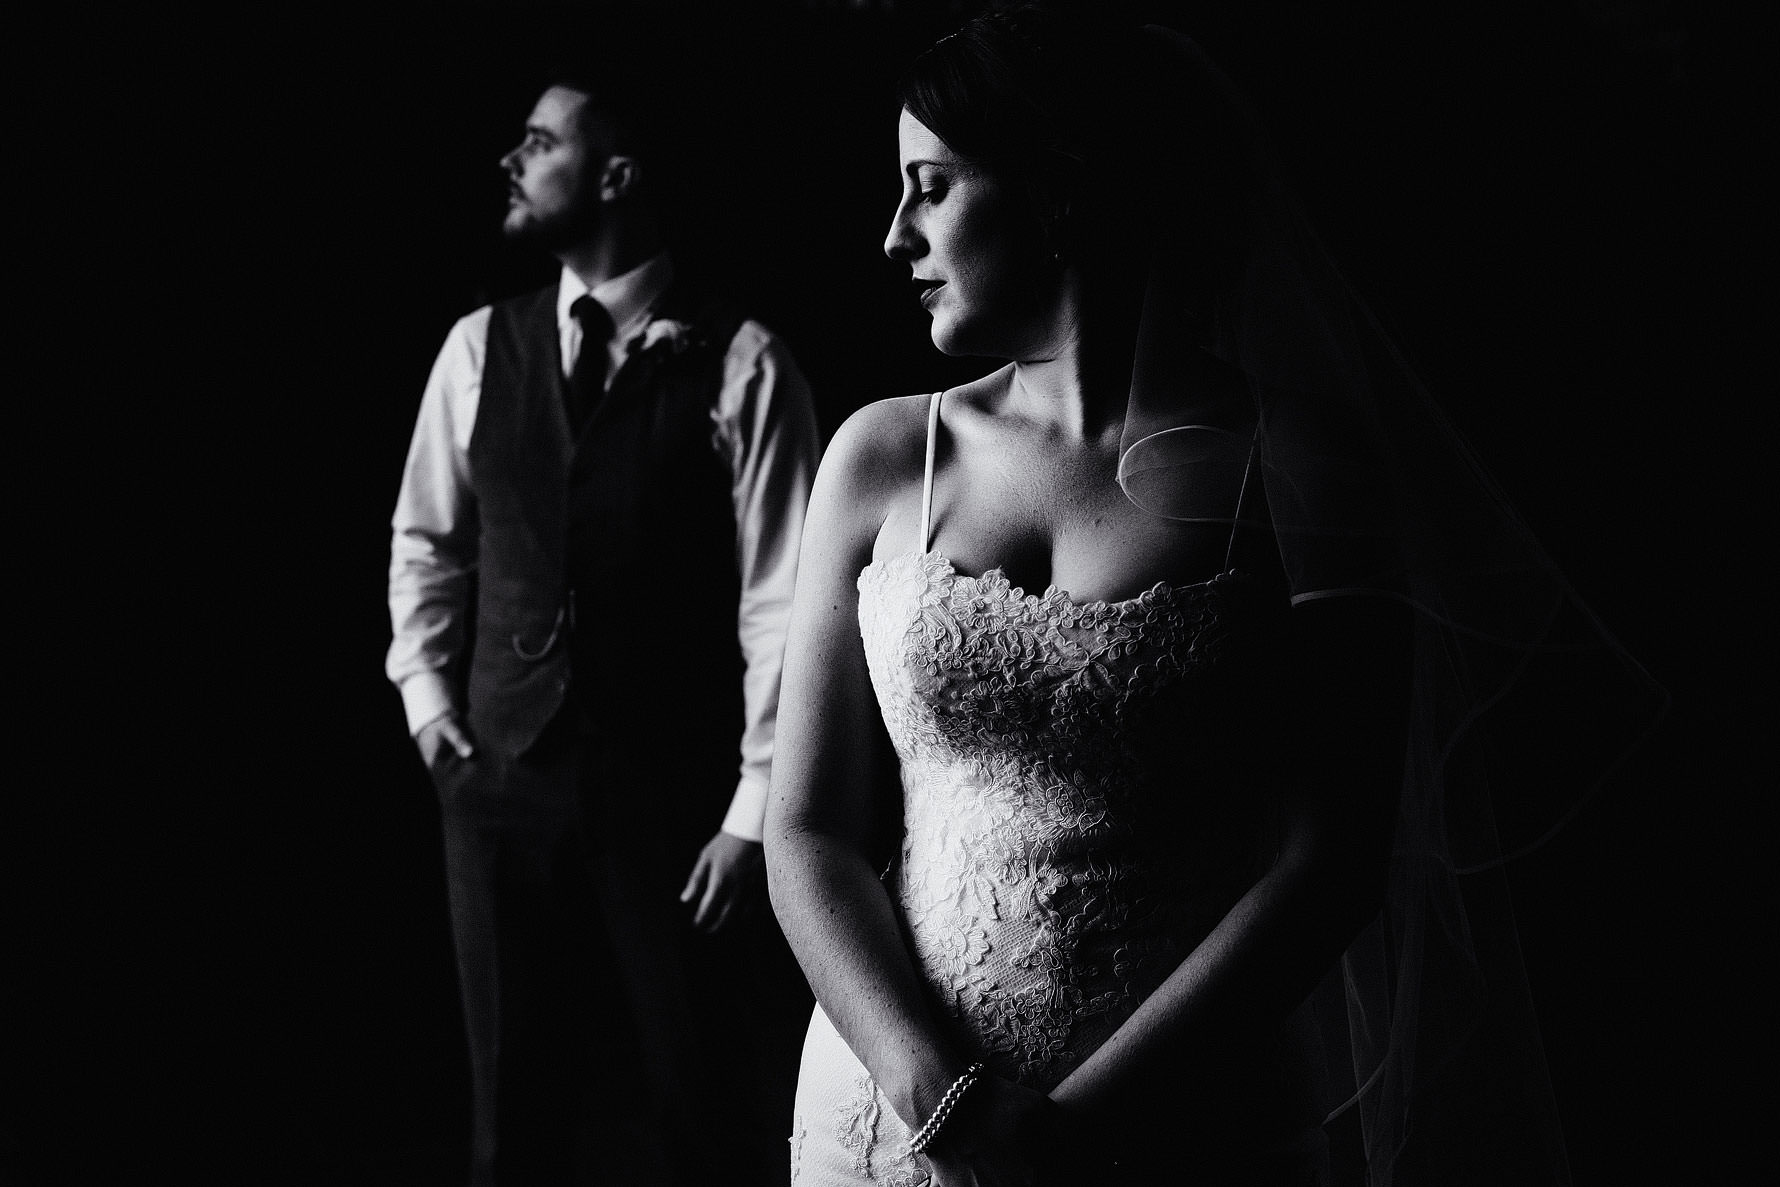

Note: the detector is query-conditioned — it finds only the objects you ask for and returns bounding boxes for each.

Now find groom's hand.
[680,830,764,933]
[416,711,475,767]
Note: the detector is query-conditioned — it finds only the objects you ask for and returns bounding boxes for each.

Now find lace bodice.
[858,550,1277,1090]
[786,392,1295,1186]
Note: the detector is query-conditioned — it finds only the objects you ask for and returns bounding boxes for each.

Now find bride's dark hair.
[894,1,1257,309]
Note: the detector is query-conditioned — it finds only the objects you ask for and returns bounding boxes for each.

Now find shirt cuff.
[399,672,458,736]
[718,773,770,843]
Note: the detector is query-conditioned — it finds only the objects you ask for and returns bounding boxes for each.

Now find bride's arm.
[1050,595,1412,1123]
[763,400,973,1131]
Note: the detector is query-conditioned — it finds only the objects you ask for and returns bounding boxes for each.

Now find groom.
[385,50,819,1186]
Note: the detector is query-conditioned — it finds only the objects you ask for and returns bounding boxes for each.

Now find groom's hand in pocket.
[416,711,475,767]
[680,830,765,933]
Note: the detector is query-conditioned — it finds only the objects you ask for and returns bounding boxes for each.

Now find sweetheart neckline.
[861,551,1242,614]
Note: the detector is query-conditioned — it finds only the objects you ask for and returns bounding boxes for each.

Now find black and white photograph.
[10,1,1762,1183]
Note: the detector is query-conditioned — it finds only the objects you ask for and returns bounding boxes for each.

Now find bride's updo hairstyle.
[895,1,1265,326]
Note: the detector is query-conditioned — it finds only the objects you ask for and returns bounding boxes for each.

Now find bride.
[765,4,1662,1184]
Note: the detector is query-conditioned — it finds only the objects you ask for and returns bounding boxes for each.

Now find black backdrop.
[12,1,1763,1182]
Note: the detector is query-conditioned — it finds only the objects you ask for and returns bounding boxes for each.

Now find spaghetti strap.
[1223,431,1261,571]
[918,390,941,554]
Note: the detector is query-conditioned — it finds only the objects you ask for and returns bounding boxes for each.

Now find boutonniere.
[632,317,701,357]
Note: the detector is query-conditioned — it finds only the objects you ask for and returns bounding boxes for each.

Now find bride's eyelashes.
[911,173,948,204]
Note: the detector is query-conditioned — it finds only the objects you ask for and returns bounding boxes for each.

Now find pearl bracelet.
[905,1062,986,1156]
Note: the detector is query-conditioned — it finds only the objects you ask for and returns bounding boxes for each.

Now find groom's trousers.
[430,708,806,1187]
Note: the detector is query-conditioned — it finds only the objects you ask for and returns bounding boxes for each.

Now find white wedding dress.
[789,394,1325,1185]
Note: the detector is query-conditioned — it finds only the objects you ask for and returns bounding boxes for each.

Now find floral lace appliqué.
[855,552,1258,1091]
[831,1074,924,1186]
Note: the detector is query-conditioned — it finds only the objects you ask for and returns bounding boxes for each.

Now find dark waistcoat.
[465,282,747,766]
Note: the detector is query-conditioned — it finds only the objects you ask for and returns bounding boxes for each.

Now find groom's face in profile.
[499,85,606,247]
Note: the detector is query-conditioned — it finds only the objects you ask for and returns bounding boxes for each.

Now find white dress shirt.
[387,253,820,841]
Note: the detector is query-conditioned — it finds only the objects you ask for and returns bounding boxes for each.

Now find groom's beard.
[502,196,603,253]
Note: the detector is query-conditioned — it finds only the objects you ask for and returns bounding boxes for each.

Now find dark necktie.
[567,295,614,433]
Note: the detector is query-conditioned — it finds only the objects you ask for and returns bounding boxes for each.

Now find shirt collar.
[555,252,675,348]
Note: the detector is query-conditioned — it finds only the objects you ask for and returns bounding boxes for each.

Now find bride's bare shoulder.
[818,366,1014,504]
[836,391,935,442]
[832,367,1011,449]
[818,392,941,497]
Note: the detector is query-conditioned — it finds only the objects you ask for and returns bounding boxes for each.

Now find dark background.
[12,0,1764,1182]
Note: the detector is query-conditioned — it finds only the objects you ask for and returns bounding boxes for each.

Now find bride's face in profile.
[884,108,1072,360]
